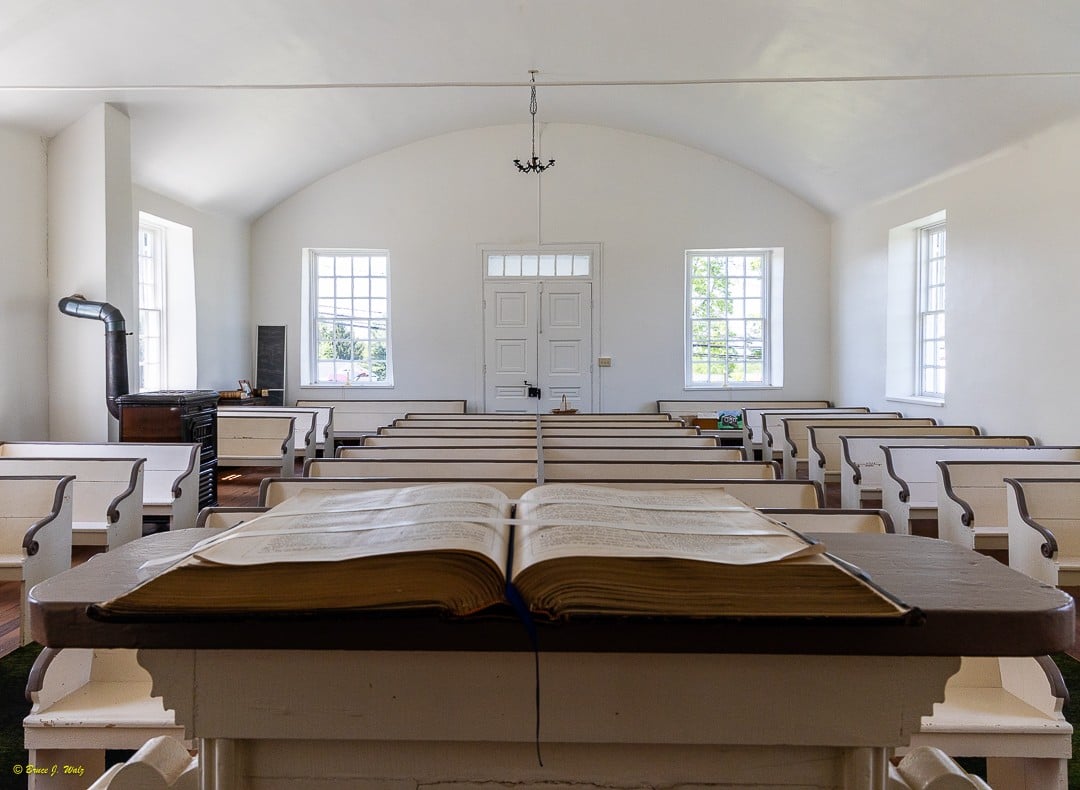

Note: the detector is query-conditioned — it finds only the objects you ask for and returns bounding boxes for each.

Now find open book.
[91,483,913,621]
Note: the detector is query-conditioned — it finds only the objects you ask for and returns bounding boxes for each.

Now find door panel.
[484,282,538,413]
[538,281,592,413]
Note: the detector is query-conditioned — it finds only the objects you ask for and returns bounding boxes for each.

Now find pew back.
[759,508,894,534]
[839,434,1033,509]
[540,447,746,462]
[772,413,904,477]
[881,445,1080,535]
[338,446,539,461]
[542,460,778,481]
[1005,477,1080,585]
[0,441,200,529]
[305,458,539,479]
[219,407,321,458]
[260,477,535,506]
[657,399,830,451]
[217,415,296,477]
[362,435,537,447]
[295,399,466,443]
[0,457,143,548]
[810,424,977,490]
[937,460,1080,551]
[755,408,871,461]
[0,475,73,645]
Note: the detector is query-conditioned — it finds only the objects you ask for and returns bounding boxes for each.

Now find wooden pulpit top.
[29,530,1074,656]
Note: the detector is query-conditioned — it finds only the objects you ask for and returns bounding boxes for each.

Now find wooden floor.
[2,464,1078,660]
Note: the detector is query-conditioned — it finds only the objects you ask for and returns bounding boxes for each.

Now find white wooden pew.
[542,426,700,437]
[806,421,960,489]
[901,655,1071,790]
[338,446,539,461]
[542,435,720,448]
[217,415,296,477]
[362,435,538,447]
[540,447,746,461]
[219,407,320,458]
[394,418,536,429]
[257,476,823,510]
[24,648,188,789]
[771,412,904,478]
[1005,477,1080,586]
[746,406,866,459]
[755,407,871,462]
[305,458,539,480]
[0,475,72,645]
[657,399,830,455]
[582,480,824,509]
[543,413,679,422]
[840,435,1033,510]
[0,441,200,531]
[377,426,537,438]
[0,458,143,549]
[260,477,537,505]
[938,460,1080,555]
[542,460,778,482]
[295,398,466,447]
[882,446,1080,537]
[760,508,894,534]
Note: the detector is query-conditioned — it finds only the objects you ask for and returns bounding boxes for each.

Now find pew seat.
[217,415,296,477]
[24,648,189,789]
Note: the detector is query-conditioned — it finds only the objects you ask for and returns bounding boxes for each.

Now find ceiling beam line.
[4,71,1080,92]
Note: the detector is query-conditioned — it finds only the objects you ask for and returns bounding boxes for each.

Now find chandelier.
[514,70,555,174]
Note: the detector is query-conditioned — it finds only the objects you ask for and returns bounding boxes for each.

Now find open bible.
[91,483,914,621]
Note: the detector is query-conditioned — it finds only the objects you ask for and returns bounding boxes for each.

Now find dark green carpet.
[0,646,1078,787]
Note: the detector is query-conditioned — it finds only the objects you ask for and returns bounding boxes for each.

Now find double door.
[483,280,593,414]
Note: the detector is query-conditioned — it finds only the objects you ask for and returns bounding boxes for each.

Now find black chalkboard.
[256,325,286,405]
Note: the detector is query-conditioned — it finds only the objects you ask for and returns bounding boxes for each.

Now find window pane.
[556,255,573,276]
[370,278,386,298]
[354,257,370,277]
[539,255,556,276]
[728,257,745,277]
[317,255,335,277]
[573,255,590,275]
[522,255,538,276]
[370,257,387,277]
[487,255,504,277]
[335,256,352,277]
[505,255,522,276]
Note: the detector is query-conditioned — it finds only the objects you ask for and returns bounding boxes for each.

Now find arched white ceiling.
[4,0,1080,219]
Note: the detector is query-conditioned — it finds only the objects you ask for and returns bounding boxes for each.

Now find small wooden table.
[30,532,1073,790]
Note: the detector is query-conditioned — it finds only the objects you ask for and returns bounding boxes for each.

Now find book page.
[183,484,512,568]
[512,484,823,576]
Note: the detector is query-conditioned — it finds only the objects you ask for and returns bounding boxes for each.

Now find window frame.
[684,249,777,389]
[301,248,394,388]
[136,220,167,392]
[915,222,946,399]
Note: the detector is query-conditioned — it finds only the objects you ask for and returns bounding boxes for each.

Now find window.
[886,211,946,404]
[917,223,946,398]
[486,252,590,277]
[303,249,392,386]
[137,221,166,391]
[686,249,781,387]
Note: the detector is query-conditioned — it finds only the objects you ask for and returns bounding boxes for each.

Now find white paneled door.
[483,280,592,413]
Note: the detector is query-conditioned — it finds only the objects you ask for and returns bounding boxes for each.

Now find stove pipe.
[57,294,130,419]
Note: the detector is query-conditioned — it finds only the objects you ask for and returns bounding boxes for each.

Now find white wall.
[47,105,133,441]
[135,188,252,390]
[252,124,831,411]
[832,115,1080,442]
[0,127,48,440]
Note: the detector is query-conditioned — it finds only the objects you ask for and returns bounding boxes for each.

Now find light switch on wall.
[598,356,612,367]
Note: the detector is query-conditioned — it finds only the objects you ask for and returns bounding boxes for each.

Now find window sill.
[683,385,784,391]
[886,394,945,407]
[301,383,396,389]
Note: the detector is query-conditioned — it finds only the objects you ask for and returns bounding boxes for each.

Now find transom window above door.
[486,253,590,278]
